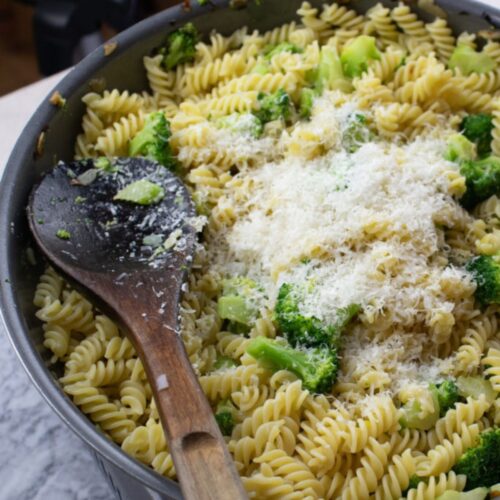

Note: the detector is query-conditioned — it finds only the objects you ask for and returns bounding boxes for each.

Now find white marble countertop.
[0,73,114,500]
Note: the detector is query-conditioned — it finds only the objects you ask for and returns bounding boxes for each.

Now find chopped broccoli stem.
[448,45,496,76]
[213,355,237,370]
[94,156,117,172]
[459,156,500,209]
[215,113,263,138]
[342,113,373,153]
[214,400,237,436]
[444,134,476,163]
[333,304,362,337]
[253,89,293,125]
[466,256,500,305]
[314,47,351,94]
[114,179,165,205]
[436,489,489,500]
[340,35,380,78]
[129,112,176,170]
[263,42,302,61]
[160,23,199,70]
[453,428,500,489]
[399,390,440,430]
[251,61,269,75]
[222,276,260,296]
[217,296,254,325]
[246,336,338,393]
[275,283,359,348]
[226,320,251,335]
[217,276,265,326]
[430,380,460,416]
[299,88,316,119]
[192,190,210,216]
[461,114,494,158]
[456,376,496,404]
[56,229,71,240]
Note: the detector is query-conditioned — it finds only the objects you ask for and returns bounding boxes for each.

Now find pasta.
[34,1,500,497]
[367,3,399,48]
[405,471,466,500]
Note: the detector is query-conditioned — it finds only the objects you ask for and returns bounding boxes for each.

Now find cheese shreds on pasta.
[205,95,477,393]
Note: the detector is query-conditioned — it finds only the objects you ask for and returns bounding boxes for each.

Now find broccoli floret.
[430,380,460,416]
[408,475,422,489]
[253,89,293,125]
[217,276,265,326]
[340,35,380,78]
[342,113,374,153]
[459,156,500,208]
[448,45,496,76]
[246,336,338,393]
[214,400,237,436]
[436,489,489,500]
[461,114,494,158]
[466,255,500,305]
[129,112,176,170]
[215,113,263,138]
[299,88,316,119]
[408,475,425,490]
[159,23,199,70]
[313,46,351,94]
[275,283,359,348]
[445,134,476,163]
[453,428,500,489]
[263,42,302,61]
[402,475,427,496]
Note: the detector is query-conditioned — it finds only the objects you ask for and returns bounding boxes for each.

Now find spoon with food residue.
[28,156,247,500]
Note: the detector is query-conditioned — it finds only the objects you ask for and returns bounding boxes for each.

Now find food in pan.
[34,2,500,497]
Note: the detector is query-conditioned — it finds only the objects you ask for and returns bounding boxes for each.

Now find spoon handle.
[129,316,248,500]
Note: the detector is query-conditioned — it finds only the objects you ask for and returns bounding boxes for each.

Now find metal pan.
[1,1,499,498]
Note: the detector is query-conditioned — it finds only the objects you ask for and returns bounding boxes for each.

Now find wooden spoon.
[27,157,247,500]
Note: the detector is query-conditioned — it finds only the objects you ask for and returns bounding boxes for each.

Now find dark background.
[0,0,180,96]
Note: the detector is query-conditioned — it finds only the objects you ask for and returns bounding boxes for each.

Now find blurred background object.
[0,0,180,96]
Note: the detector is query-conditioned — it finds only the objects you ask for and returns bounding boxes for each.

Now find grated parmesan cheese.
[206,95,476,393]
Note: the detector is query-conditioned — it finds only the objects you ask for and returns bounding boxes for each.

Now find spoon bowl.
[28,157,196,273]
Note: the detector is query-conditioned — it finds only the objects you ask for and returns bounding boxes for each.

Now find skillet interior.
[1,0,499,497]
